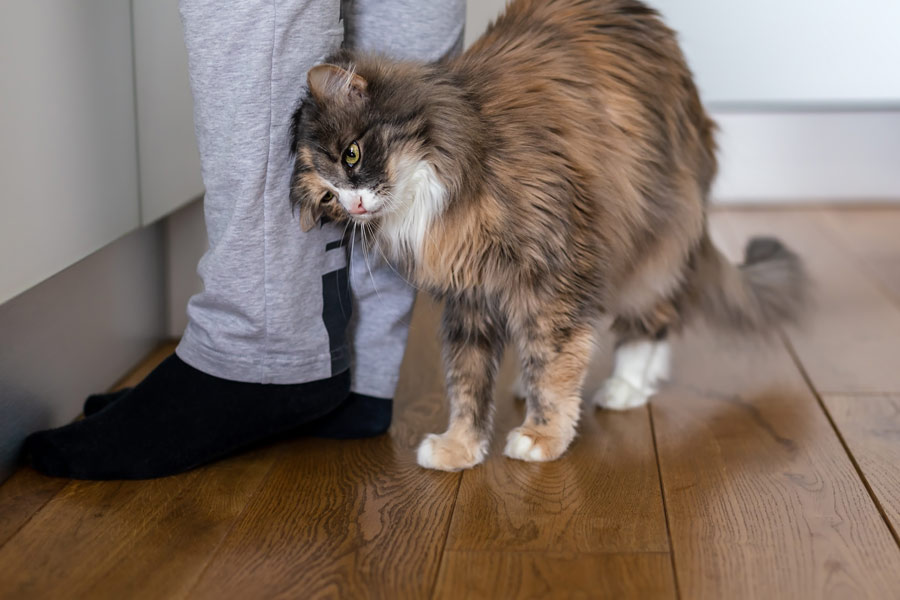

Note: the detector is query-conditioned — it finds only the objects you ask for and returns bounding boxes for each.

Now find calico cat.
[289,0,808,471]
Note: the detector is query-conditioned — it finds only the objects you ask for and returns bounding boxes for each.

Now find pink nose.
[348,196,367,215]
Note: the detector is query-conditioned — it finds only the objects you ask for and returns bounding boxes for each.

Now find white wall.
[653,0,900,107]
[714,111,900,203]
[464,0,900,203]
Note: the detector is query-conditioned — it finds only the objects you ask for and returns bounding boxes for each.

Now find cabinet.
[133,0,203,225]
[0,1,203,305]
[0,1,141,304]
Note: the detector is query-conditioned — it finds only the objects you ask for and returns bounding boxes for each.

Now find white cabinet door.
[652,0,900,106]
[133,0,204,225]
[0,1,140,305]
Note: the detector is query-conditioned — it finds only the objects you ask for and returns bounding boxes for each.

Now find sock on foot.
[82,387,392,439]
[299,392,392,439]
[83,389,130,416]
[26,354,349,479]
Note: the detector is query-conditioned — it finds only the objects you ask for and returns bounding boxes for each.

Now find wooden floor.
[2,207,900,599]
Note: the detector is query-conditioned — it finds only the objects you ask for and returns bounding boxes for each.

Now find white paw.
[594,376,653,411]
[503,429,547,461]
[416,432,487,471]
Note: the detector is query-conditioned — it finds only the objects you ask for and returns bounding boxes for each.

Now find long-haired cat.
[290,0,808,471]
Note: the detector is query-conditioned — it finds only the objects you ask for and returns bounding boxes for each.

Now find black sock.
[25,354,350,479]
[82,387,392,439]
[299,392,392,439]
[83,389,131,416]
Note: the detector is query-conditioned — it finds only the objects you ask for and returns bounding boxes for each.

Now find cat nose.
[348,195,367,215]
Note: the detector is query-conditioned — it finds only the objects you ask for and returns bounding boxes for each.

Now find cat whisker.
[359,221,382,299]
[372,235,423,293]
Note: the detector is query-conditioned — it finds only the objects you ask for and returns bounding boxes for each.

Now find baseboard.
[711,111,900,204]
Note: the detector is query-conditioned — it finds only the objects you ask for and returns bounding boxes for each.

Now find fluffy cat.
[290,0,808,471]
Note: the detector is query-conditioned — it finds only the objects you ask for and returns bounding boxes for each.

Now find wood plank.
[0,341,177,552]
[434,551,676,600]
[655,328,900,598]
[819,208,900,303]
[183,296,463,599]
[443,350,669,554]
[434,317,672,594]
[0,340,277,599]
[0,468,67,548]
[823,394,900,543]
[717,209,900,394]
[648,214,900,598]
[0,448,275,600]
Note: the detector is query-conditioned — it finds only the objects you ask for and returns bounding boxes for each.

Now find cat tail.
[693,234,810,335]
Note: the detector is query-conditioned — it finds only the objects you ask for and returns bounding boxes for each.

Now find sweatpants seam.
[179,336,348,370]
[260,0,278,383]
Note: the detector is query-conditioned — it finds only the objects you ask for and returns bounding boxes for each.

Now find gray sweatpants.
[175,0,465,395]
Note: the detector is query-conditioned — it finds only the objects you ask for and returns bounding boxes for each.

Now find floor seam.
[174,454,281,599]
[0,481,70,550]
[779,329,900,551]
[648,403,681,600]
[428,471,464,600]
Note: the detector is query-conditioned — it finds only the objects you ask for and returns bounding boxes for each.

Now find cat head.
[289,59,449,258]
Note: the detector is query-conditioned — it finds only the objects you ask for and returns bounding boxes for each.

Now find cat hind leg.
[595,336,671,410]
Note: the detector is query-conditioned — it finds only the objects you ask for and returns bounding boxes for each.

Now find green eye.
[343,141,360,167]
[322,191,334,203]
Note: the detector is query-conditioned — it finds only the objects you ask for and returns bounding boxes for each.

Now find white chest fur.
[378,158,447,263]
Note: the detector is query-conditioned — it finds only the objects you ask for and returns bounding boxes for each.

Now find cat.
[289,0,808,471]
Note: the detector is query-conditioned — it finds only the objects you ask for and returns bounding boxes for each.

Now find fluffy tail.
[693,234,810,334]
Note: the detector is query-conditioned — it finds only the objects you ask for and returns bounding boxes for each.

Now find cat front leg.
[505,316,596,463]
[417,293,506,471]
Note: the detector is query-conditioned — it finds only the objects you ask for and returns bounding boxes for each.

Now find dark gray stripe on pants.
[321,266,351,375]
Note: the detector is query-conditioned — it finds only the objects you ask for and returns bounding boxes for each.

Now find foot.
[83,387,391,439]
[82,389,130,416]
[25,354,350,479]
[416,431,488,471]
[594,339,670,411]
[299,392,392,439]
[503,425,574,463]
[593,376,654,410]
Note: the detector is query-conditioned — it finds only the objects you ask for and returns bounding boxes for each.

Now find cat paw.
[503,427,572,462]
[416,432,488,471]
[594,376,653,411]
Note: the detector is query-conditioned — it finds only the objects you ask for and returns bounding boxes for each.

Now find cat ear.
[307,64,368,103]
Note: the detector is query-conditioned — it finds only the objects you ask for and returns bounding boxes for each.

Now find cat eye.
[321,191,334,204]
[342,141,361,168]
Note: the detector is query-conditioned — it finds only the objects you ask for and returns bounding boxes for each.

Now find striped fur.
[290,0,809,470]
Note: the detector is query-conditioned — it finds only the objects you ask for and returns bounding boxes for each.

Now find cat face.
[290,63,430,234]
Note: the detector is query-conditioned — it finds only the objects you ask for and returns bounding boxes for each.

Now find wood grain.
[823,395,900,543]
[654,326,900,599]
[0,468,67,547]
[0,342,176,553]
[716,209,900,394]
[434,551,676,600]
[3,211,900,599]
[819,208,900,303]
[183,296,463,600]
[648,215,900,599]
[443,351,669,554]
[0,448,274,599]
